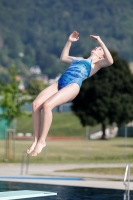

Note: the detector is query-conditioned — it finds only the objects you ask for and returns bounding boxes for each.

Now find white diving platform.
[0,190,57,200]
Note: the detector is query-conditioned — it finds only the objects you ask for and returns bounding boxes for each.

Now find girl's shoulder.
[73,57,83,61]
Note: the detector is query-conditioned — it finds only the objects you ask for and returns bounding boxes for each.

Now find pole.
[127,164,130,199]
[86,126,89,158]
[124,126,127,159]
[5,130,8,162]
[4,129,15,161]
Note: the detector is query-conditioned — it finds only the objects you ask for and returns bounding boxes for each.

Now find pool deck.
[0,163,132,190]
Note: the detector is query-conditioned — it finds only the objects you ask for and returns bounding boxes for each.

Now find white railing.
[123,164,130,200]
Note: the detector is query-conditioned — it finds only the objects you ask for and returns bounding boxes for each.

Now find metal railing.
[20,151,30,175]
[123,164,130,200]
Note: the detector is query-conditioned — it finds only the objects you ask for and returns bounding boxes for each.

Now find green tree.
[27,78,47,96]
[72,52,133,139]
[0,65,29,126]
[0,0,133,79]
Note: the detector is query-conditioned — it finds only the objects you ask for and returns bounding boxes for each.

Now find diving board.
[0,190,57,200]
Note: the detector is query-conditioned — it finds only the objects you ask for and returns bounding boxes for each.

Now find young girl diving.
[27,31,113,156]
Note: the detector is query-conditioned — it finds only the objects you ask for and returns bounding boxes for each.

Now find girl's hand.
[68,31,79,42]
[90,35,104,45]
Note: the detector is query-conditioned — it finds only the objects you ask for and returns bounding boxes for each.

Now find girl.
[27,31,113,156]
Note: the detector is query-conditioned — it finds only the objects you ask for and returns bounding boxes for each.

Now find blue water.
[0,181,133,200]
[0,176,83,181]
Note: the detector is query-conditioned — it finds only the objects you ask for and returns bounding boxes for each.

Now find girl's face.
[91,47,104,59]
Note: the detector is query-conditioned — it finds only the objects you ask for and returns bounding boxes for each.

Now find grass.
[1,113,132,166]
[16,113,101,137]
[1,137,133,164]
[55,167,131,176]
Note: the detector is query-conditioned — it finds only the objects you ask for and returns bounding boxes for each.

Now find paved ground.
[0,163,132,190]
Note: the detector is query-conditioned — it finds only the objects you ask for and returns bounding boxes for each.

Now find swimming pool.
[0,181,132,200]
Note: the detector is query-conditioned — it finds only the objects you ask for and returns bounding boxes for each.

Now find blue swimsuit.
[58,59,92,90]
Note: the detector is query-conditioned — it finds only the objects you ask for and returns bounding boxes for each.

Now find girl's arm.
[60,31,79,64]
[90,35,114,67]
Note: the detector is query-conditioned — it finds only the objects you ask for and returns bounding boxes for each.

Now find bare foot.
[27,141,37,154]
[32,141,46,156]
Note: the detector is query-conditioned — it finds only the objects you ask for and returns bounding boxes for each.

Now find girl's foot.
[32,141,46,156]
[27,141,37,154]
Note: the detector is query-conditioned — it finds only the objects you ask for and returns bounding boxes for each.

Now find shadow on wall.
[90,127,118,140]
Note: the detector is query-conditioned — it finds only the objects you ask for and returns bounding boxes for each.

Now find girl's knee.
[32,101,42,111]
[42,101,51,113]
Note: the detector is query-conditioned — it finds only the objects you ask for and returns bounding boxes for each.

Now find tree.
[72,52,133,139]
[27,78,47,96]
[0,65,29,126]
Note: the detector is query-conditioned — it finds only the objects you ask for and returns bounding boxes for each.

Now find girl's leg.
[27,82,58,154]
[32,83,80,156]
